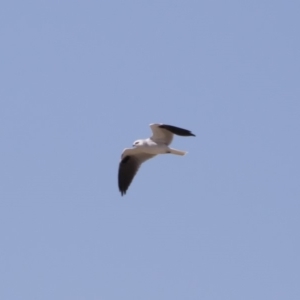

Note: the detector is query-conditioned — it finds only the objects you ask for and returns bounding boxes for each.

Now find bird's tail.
[169,148,187,156]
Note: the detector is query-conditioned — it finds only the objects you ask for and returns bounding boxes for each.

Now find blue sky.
[1,1,299,299]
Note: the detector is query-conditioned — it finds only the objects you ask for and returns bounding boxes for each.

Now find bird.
[118,123,195,196]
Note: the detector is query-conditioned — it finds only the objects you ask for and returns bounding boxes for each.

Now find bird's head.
[133,140,143,147]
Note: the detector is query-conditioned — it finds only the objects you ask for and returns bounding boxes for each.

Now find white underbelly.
[142,144,169,155]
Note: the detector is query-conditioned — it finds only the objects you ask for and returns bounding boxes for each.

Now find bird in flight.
[118,123,195,196]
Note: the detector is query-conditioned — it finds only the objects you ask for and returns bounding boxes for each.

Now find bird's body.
[122,139,174,157]
[118,123,195,195]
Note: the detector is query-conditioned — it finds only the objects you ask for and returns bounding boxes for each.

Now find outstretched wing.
[150,123,195,145]
[118,150,156,196]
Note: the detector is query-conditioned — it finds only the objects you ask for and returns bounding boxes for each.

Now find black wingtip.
[121,156,131,164]
[119,186,127,196]
[159,124,196,137]
[119,156,128,195]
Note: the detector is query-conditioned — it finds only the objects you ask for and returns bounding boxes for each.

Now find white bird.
[118,123,195,196]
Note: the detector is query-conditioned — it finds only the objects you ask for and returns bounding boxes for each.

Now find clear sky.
[1,1,299,299]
